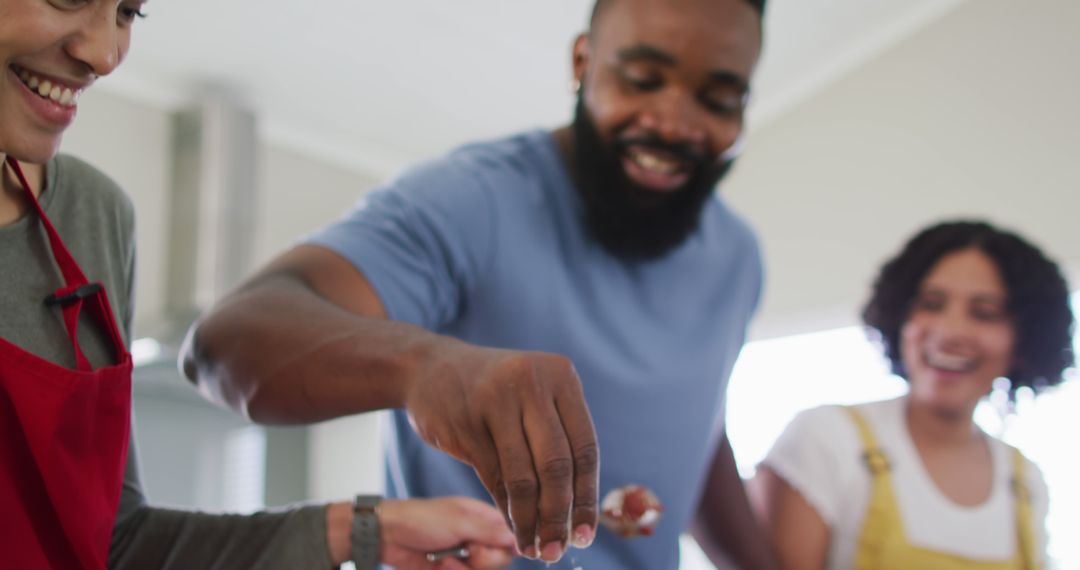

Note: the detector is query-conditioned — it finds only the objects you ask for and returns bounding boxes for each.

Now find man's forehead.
[592,0,761,31]
[591,0,762,69]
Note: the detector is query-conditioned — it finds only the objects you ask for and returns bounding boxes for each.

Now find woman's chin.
[3,138,61,165]
[911,389,980,420]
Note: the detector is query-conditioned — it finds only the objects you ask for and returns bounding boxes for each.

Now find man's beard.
[571,95,734,260]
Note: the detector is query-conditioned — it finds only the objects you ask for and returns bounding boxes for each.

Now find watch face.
[354,494,381,513]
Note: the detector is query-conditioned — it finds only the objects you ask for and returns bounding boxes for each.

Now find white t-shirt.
[760,397,1048,569]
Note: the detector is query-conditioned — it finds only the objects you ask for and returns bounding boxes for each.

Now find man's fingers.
[464,351,595,563]
[471,444,511,533]
[486,409,540,558]
[556,379,600,548]
[522,399,575,562]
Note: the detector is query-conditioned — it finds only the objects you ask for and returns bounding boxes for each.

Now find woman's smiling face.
[901,247,1017,418]
[0,0,146,162]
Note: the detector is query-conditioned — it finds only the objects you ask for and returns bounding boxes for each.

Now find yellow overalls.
[844,407,1039,570]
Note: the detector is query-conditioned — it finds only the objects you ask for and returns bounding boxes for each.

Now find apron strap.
[5,157,89,285]
[844,406,897,570]
[86,281,129,365]
[4,157,127,370]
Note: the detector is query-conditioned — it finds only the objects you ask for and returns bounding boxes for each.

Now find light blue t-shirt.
[308,130,763,570]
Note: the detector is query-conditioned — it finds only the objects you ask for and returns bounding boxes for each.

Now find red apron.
[0,157,132,569]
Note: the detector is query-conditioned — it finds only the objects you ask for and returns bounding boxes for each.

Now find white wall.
[725,0,1080,339]
[255,144,380,267]
[307,413,385,501]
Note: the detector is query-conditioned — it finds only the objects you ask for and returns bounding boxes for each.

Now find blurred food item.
[599,484,663,538]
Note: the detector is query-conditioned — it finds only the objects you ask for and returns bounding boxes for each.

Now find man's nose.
[638,89,707,145]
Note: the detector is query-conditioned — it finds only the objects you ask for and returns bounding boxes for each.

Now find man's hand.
[380,498,517,570]
[405,344,600,563]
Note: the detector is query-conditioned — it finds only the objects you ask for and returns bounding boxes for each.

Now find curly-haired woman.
[752,220,1075,570]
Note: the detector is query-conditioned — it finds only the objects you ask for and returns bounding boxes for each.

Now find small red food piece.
[622,487,649,520]
[599,484,664,538]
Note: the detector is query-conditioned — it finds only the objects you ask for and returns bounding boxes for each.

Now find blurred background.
[57,0,1079,567]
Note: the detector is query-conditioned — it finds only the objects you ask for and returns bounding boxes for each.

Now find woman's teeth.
[926,352,975,372]
[16,68,79,107]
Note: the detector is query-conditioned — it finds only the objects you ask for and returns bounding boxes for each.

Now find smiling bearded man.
[183,0,776,568]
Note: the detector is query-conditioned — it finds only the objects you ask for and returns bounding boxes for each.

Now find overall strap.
[1009,447,1038,570]
[845,406,897,570]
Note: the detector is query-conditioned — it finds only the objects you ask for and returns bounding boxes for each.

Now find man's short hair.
[589,0,767,31]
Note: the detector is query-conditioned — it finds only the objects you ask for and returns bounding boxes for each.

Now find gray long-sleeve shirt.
[1,155,332,569]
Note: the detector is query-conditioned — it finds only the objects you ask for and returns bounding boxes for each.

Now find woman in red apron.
[1,2,516,569]
[0,1,142,567]
[0,157,132,568]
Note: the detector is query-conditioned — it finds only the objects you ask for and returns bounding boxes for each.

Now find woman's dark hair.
[862,220,1075,397]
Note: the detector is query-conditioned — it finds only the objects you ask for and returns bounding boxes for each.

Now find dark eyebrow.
[616,44,677,66]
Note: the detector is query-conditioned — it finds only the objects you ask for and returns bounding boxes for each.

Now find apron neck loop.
[5,156,127,371]
[5,157,90,287]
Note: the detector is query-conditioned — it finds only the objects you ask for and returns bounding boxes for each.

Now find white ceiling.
[101,0,969,177]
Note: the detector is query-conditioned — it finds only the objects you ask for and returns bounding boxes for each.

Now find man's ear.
[571,33,590,90]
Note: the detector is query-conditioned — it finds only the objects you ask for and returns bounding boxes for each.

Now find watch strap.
[351,494,381,570]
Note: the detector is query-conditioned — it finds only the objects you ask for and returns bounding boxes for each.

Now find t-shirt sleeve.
[759,405,856,526]
[304,155,495,330]
[122,201,136,347]
[109,434,331,569]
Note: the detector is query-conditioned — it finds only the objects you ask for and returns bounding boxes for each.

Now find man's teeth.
[630,149,680,175]
[16,68,79,108]
[926,352,974,372]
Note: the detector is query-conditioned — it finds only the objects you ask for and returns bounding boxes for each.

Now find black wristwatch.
[351,495,381,570]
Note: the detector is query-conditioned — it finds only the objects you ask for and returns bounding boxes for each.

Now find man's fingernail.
[572,524,595,548]
[541,541,564,562]
[522,545,539,559]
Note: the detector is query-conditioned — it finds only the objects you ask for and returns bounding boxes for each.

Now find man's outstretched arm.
[181,244,599,563]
